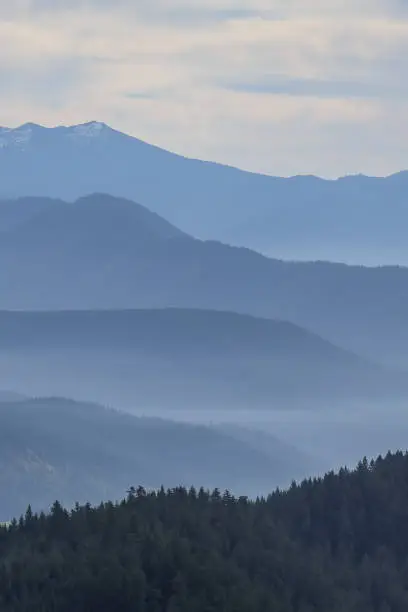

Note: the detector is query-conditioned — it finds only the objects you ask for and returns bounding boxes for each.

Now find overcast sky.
[1,0,407,177]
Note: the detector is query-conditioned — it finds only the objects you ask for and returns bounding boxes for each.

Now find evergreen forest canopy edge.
[2,451,408,611]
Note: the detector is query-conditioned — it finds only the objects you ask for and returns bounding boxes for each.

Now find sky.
[1,0,408,177]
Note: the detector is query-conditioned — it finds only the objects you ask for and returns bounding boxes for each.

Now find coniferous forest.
[2,452,408,611]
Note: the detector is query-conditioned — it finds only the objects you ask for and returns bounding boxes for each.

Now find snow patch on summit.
[0,121,110,150]
[69,122,106,139]
[0,124,35,150]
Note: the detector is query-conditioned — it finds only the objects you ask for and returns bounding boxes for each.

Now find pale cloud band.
[0,0,407,177]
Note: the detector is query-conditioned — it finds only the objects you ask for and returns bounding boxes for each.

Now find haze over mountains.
[1,192,408,368]
[1,309,406,413]
[2,120,408,533]
[1,121,408,265]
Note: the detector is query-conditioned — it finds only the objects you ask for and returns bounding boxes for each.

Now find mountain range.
[1,121,408,265]
[2,122,408,520]
[1,193,408,368]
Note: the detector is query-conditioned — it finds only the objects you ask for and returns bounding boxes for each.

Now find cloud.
[124,91,159,100]
[2,0,406,23]
[224,73,408,100]
[0,0,407,176]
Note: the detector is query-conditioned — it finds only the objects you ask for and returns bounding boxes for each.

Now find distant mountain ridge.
[0,193,186,252]
[0,308,406,411]
[1,193,408,367]
[1,121,408,264]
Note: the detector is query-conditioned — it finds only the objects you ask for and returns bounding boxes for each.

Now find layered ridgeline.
[0,309,406,411]
[1,194,408,367]
[1,122,408,264]
[0,396,315,520]
[2,452,408,610]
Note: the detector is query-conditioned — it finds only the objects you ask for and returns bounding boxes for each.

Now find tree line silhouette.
[2,452,408,610]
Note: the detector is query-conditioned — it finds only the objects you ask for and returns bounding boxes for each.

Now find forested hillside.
[2,452,408,611]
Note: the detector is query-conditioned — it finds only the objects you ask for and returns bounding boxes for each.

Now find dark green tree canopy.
[2,451,408,611]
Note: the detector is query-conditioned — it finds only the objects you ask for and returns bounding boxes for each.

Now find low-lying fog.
[147,402,408,476]
[2,361,406,481]
[1,348,407,489]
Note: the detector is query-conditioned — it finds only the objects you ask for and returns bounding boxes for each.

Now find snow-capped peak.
[0,121,110,151]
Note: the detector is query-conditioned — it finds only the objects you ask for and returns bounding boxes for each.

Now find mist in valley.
[1,338,408,520]
[0,155,408,529]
